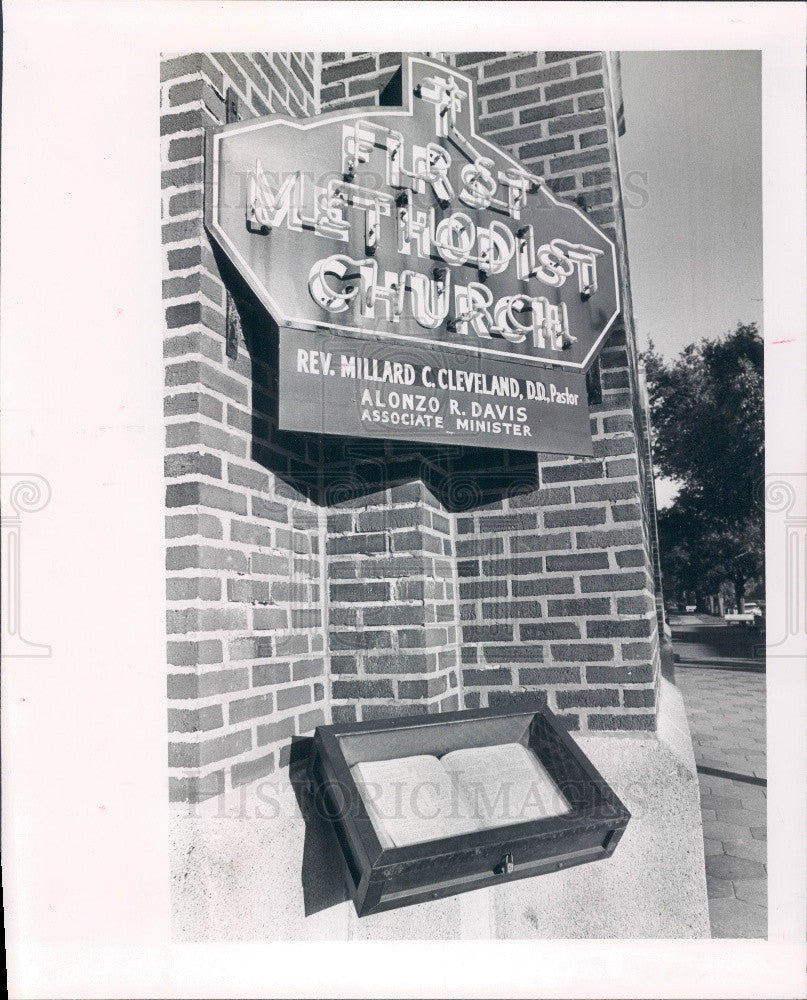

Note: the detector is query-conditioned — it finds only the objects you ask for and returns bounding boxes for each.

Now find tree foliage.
[643,323,764,607]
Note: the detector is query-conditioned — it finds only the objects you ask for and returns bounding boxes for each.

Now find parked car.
[685,604,696,613]
[724,603,764,627]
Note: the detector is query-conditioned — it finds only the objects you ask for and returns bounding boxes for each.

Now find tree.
[643,323,764,610]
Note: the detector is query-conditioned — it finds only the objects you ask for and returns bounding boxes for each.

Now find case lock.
[496,852,515,876]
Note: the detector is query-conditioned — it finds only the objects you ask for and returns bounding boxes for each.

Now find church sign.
[205,55,620,455]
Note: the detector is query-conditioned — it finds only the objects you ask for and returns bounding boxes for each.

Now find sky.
[617,51,762,505]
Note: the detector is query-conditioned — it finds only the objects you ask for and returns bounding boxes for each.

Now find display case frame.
[309,702,631,917]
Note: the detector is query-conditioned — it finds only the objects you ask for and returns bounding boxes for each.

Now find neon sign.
[206,55,620,371]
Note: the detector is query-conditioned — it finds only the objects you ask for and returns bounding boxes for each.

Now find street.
[671,613,767,938]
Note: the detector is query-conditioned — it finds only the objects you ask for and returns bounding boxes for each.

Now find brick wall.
[320,52,662,732]
[163,50,663,803]
[325,453,463,723]
[162,52,326,802]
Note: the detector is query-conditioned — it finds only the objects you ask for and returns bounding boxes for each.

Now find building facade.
[161,50,666,805]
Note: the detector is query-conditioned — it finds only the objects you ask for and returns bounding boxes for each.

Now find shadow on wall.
[216,245,545,514]
[288,736,353,916]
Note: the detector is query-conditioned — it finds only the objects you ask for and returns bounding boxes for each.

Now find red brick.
[482,601,542,620]
[459,580,508,600]
[165,360,249,406]
[480,645,544,664]
[463,624,514,643]
[166,245,201,271]
[521,136,575,159]
[580,571,649,593]
[162,161,204,189]
[622,641,654,660]
[606,458,639,478]
[550,643,614,662]
[229,693,274,724]
[165,512,221,541]
[515,64,571,86]
[512,577,575,597]
[292,658,325,680]
[453,52,502,68]
[575,527,643,548]
[455,536,505,555]
[167,607,248,634]
[519,622,580,641]
[166,545,248,573]
[277,685,312,711]
[510,533,572,554]
[160,107,217,136]
[169,729,251,768]
[364,606,425,626]
[488,690,547,711]
[548,110,606,135]
[251,497,289,522]
[574,481,638,502]
[256,717,295,746]
[398,675,448,699]
[586,663,653,685]
[332,679,394,700]
[556,689,619,708]
[578,92,605,111]
[541,461,603,483]
[519,98,575,124]
[168,705,223,732]
[545,506,606,528]
[580,129,608,149]
[587,619,653,638]
[167,639,222,666]
[624,689,656,708]
[169,770,224,803]
[547,597,610,617]
[363,703,429,720]
[330,582,390,603]
[231,752,275,786]
[519,666,580,685]
[488,89,544,113]
[322,56,376,85]
[478,77,510,99]
[364,652,431,674]
[545,73,605,100]
[589,713,655,731]
[546,553,608,571]
[167,134,204,162]
[252,663,292,687]
[166,481,247,515]
[166,577,221,602]
[582,167,612,188]
[161,54,202,82]
[483,53,538,78]
[617,595,655,614]
[462,668,513,687]
[330,631,392,651]
[482,556,544,577]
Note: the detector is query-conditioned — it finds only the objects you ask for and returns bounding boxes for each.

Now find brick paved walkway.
[672,616,767,938]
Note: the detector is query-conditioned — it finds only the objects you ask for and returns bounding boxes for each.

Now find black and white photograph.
[2,2,806,997]
[165,45,764,940]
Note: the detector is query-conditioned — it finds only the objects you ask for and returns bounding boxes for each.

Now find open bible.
[350,742,571,849]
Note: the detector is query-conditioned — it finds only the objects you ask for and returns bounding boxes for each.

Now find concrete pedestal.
[170,677,709,939]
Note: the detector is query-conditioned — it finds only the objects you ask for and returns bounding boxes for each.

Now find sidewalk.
[671,615,767,938]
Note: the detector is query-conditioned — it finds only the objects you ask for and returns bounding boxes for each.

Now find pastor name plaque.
[279,328,593,455]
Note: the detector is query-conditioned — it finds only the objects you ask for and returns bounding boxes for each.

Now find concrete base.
[170,678,710,939]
